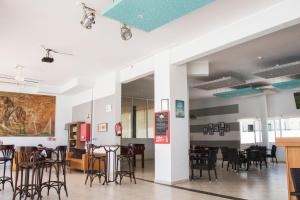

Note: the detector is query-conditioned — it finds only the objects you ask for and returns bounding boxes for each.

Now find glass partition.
[121,97,154,138]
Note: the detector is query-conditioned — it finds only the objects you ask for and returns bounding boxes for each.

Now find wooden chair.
[0,145,15,191]
[129,144,145,168]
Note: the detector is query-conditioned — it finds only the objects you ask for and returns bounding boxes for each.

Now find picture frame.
[203,127,208,135]
[175,100,185,118]
[161,99,169,111]
[97,123,108,132]
[219,129,225,136]
[219,122,225,129]
[208,123,213,129]
[209,129,214,135]
[225,125,230,132]
[213,125,219,132]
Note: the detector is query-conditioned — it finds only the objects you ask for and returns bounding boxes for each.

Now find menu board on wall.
[154,111,170,144]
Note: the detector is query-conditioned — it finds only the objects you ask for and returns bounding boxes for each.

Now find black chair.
[116,145,136,184]
[291,168,300,200]
[199,149,218,181]
[227,148,244,172]
[189,148,206,180]
[246,146,267,170]
[266,145,278,163]
[84,144,107,187]
[220,147,229,168]
[0,145,14,191]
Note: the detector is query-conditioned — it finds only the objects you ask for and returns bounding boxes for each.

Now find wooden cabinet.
[68,122,88,149]
[276,137,300,200]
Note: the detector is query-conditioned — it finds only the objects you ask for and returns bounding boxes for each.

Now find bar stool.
[85,144,107,187]
[12,146,41,200]
[116,145,136,184]
[41,145,68,200]
[0,144,15,191]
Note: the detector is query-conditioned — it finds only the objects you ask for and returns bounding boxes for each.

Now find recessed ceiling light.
[257,56,263,60]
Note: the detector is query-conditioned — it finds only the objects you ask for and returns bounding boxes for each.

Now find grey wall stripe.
[190,104,239,117]
[191,140,240,148]
[190,122,240,133]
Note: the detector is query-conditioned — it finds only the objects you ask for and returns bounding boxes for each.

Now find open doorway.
[121,74,155,181]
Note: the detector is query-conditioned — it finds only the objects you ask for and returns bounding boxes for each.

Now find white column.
[154,51,189,184]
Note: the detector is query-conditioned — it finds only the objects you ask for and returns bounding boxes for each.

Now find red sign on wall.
[154,111,170,144]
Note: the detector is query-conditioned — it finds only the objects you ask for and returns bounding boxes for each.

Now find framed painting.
[175,100,185,118]
[0,92,56,136]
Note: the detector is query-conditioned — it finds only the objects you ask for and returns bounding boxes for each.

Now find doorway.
[121,74,155,181]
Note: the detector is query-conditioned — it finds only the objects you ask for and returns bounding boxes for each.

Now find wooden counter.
[276,137,300,200]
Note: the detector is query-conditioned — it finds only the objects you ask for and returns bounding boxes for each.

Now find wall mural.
[0,92,55,136]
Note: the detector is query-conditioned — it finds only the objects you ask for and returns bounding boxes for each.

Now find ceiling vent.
[192,76,244,90]
[253,61,300,79]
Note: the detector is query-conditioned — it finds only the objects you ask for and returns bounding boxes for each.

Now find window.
[240,119,262,144]
[268,117,300,141]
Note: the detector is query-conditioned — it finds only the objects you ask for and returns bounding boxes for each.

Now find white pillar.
[154,51,189,184]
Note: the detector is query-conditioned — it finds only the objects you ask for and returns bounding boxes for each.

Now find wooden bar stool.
[12,146,41,200]
[0,144,15,191]
[116,146,136,184]
[41,145,68,200]
[85,144,107,187]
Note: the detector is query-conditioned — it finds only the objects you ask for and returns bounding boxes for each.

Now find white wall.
[0,94,72,148]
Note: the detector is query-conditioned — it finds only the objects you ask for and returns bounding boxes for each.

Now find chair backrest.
[246,149,260,161]
[55,145,68,161]
[16,146,38,164]
[0,144,15,159]
[207,150,218,168]
[221,147,229,160]
[226,148,240,163]
[291,168,300,193]
[271,145,277,156]
[128,143,145,154]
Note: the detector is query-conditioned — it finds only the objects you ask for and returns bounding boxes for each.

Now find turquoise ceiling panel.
[272,79,300,90]
[214,87,263,98]
[102,0,214,32]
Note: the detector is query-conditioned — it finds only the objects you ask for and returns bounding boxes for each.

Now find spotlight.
[120,24,132,41]
[80,3,96,29]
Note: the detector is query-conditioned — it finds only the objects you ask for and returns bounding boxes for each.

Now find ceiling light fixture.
[120,24,132,41]
[80,2,96,29]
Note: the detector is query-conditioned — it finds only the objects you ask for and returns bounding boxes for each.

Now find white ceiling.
[0,0,283,89]
[189,23,300,99]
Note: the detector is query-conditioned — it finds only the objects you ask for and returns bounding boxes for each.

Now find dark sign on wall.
[154,111,170,144]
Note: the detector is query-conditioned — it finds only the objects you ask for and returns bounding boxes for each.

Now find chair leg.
[214,168,218,180]
[208,170,211,181]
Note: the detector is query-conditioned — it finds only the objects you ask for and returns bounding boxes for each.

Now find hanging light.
[120,24,132,41]
[80,3,96,29]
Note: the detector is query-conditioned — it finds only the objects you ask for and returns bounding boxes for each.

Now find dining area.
[189,145,278,181]
[0,143,139,200]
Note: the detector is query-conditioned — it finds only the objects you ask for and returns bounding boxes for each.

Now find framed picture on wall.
[208,123,213,129]
[209,129,214,135]
[213,125,219,132]
[97,123,108,132]
[203,127,208,135]
[219,129,225,136]
[175,100,185,118]
[219,122,225,129]
[225,125,230,132]
[161,99,169,111]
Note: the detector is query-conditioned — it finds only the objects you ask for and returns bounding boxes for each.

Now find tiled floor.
[0,161,288,200]
[135,160,288,200]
